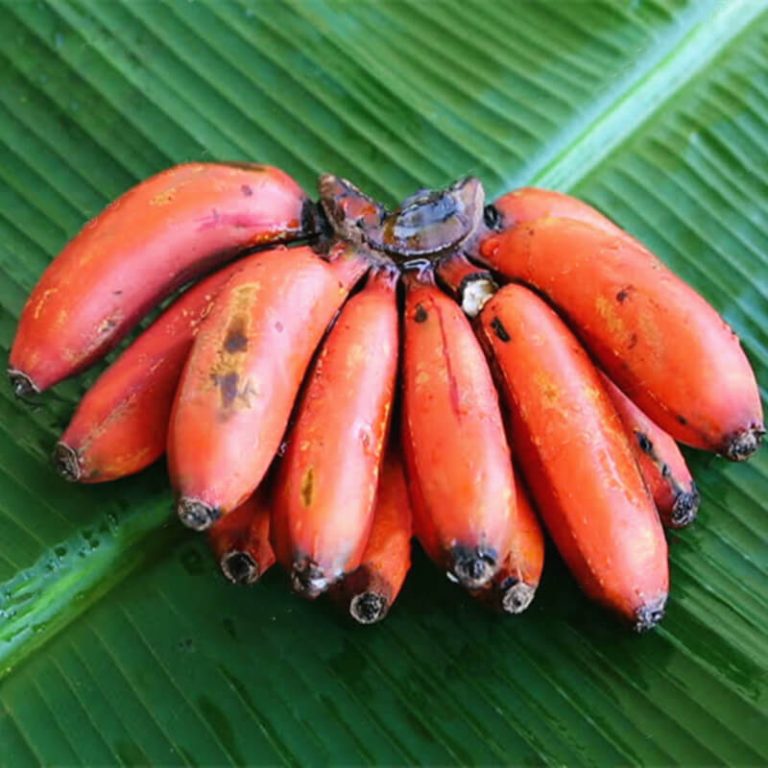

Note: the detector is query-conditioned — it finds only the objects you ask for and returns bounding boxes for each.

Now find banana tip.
[53,443,82,482]
[670,485,700,528]
[349,592,389,624]
[723,424,765,461]
[8,369,38,399]
[633,594,667,633]
[291,559,329,599]
[451,545,497,589]
[177,498,220,531]
[221,550,260,585]
[500,580,537,614]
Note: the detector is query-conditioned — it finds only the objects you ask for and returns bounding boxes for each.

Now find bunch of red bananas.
[9,163,764,630]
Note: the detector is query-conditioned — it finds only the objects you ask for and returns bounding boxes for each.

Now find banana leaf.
[0,0,766,764]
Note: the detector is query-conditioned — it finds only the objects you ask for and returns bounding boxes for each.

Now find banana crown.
[318,174,486,261]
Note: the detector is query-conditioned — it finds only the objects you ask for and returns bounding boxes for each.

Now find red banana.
[272,266,399,597]
[401,266,514,589]
[168,243,367,531]
[55,258,248,482]
[478,283,668,631]
[475,195,764,460]
[10,163,313,395]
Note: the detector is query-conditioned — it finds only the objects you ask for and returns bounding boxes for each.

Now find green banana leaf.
[1,0,766,764]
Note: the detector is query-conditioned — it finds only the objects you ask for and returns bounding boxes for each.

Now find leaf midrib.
[1,0,765,684]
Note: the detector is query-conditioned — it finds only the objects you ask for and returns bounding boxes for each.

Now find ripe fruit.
[11,167,763,631]
[168,243,367,531]
[272,266,399,597]
[402,265,514,589]
[477,283,669,631]
[474,212,764,460]
[9,163,313,395]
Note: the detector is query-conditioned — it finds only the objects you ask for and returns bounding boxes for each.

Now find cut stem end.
[670,485,700,529]
[722,424,765,461]
[291,559,329,599]
[633,594,667,633]
[500,581,537,614]
[451,546,497,589]
[177,498,220,531]
[349,592,389,624]
[53,442,82,482]
[8,369,39,399]
[221,551,260,585]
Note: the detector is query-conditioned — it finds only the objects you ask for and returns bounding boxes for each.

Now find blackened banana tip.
[177,498,220,531]
[723,424,765,461]
[451,546,497,589]
[350,592,388,624]
[8,368,38,399]
[500,581,536,614]
[633,594,667,633]
[53,442,81,482]
[221,550,260,585]
[670,484,700,529]
[291,559,328,599]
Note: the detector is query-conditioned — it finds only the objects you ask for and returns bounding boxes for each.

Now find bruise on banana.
[209,288,258,413]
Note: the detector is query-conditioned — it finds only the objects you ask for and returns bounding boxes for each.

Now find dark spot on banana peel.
[177,498,220,531]
[53,442,82,482]
[636,431,654,455]
[451,545,497,588]
[221,550,260,585]
[633,594,667,633]
[670,485,699,528]
[224,329,247,353]
[300,467,314,507]
[414,304,428,323]
[723,424,765,461]
[483,204,502,230]
[213,372,239,408]
[350,592,388,624]
[491,317,511,342]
